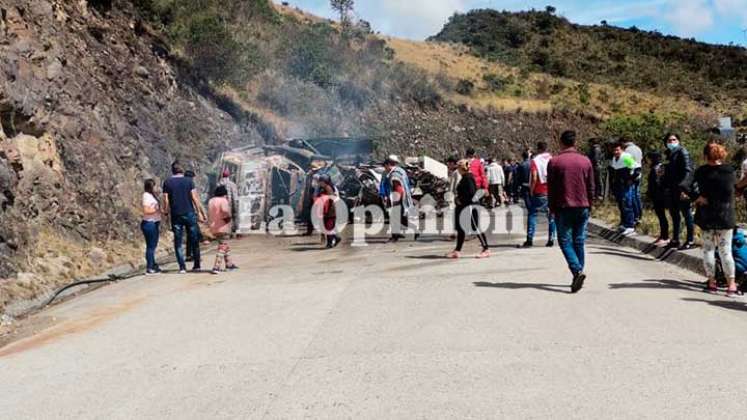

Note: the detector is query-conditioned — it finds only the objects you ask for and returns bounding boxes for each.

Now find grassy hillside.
[386,37,718,122]
[430,9,747,117]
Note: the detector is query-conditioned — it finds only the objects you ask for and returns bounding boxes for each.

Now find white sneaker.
[621,228,636,236]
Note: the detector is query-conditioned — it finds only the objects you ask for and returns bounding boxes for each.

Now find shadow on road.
[293,242,325,246]
[609,279,704,292]
[406,255,451,260]
[589,251,653,261]
[681,298,747,312]
[288,246,326,252]
[473,281,570,294]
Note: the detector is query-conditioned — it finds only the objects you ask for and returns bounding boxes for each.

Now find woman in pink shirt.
[208,186,238,274]
[141,179,162,275]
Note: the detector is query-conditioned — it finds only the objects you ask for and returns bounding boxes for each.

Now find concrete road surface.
[2,225,747,419]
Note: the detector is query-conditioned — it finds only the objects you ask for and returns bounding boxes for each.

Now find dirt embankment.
[0,0,268,314]
[364,102,601,159]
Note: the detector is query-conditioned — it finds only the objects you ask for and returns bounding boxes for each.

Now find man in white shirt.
[486,159,505,208]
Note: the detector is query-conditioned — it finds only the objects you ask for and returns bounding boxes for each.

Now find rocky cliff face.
[363,103,600,159]
[0,0,261,311]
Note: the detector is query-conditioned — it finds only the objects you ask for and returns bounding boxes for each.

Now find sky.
[277,0,747,46]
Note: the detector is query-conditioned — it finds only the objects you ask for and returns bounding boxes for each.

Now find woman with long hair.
[447,159,491,259]
[142,179,162,274]
[693,142,740,297]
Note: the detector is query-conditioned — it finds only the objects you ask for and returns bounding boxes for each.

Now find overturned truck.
[211,138,449,233]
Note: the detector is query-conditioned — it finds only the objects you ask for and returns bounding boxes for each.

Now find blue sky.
[277,0,747,46]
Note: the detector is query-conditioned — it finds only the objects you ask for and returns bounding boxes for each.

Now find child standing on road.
[208,186,238,274]
[315,175,341,248]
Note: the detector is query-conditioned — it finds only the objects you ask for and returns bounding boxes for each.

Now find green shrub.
[578,83,591,105]
[482,73,508,92]
[181,13,258,85]
[285,23,340,87]
[456,79,475,95]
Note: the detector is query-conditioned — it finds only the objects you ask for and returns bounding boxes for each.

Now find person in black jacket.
[587,139,605,200]
[646,151,669,247]
[692,142,740,297]
[662,133,695,250]
[447,160,490,259]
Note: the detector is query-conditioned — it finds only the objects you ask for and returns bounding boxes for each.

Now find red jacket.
[469,159,488,190]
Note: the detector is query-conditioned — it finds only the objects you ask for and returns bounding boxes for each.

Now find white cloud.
[714,0,747,26]
[282,0,746,43]
[664,0,714,36]
[568,0,666,25]
[354,0,468,39]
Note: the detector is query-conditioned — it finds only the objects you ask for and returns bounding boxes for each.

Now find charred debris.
[210,138,449,231]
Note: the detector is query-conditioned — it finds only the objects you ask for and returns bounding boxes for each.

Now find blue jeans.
[614,183,635,229]
[141,221,160,270]
[527,194,556,241]
[172,213,200,270]
[556,208,590,275]
[632,181,642,222]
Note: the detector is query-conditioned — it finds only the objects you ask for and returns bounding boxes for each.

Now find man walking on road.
[522,142,556,248]
[163,161,207,273]
[548,131,595,293]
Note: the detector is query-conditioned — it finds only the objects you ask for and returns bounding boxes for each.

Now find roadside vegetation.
[132,0,444,137]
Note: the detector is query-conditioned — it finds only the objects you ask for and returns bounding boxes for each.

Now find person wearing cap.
[383,155,417,242]
[218,168,240,236]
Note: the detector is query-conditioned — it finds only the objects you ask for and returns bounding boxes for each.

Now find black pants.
[455,207,489,252]
[593,167,603,199]
[653,201,669,240]
[669,198,694,243]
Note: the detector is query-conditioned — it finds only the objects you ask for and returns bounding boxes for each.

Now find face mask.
[666,143,679,151]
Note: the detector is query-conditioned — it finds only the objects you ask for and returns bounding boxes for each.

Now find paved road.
[2,223,747,419]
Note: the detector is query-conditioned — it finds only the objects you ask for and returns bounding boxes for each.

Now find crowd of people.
[439,131,594,292]
[139,131,747,297]
[140,161,239,276]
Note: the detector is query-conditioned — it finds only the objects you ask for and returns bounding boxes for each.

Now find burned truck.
[210,137,450,233]
[210,138,382,232]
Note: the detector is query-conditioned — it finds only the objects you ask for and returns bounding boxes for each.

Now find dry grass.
[386,37,718,119]
[0,228,150,315]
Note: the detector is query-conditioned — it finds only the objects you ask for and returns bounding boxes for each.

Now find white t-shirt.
[142,193,161,222]
[741,159,747,180]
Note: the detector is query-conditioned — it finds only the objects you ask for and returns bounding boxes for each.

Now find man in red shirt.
[466,148,488,201]
[547,130,595,293]
[521,141,556,248]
